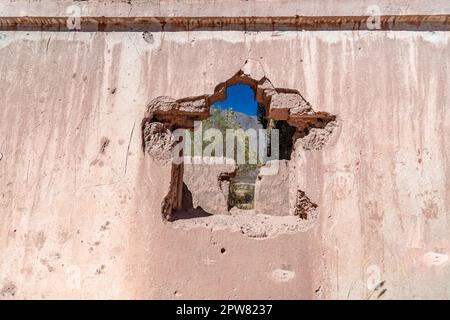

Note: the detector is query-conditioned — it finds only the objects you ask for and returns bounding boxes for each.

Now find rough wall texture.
[182,157,236,215]
[0,1,449,300]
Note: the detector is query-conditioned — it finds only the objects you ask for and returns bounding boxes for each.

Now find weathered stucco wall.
[0,1,449,299]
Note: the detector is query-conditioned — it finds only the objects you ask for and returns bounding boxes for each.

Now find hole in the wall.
[179,83,299,214]
[142,68,337,238]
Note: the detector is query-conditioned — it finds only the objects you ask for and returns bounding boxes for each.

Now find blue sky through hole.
[212,84,257,116]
